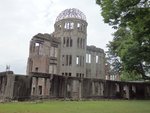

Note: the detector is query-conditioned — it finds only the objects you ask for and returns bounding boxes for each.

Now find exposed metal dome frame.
[56,8,86,22]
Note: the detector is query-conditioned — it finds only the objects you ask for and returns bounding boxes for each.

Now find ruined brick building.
[26,8,105,97]
[0,8,150,101]
[27,8,105,78]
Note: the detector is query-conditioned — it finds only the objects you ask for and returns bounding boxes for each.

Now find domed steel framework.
[56,8,86,22]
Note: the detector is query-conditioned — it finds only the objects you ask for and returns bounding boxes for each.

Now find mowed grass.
[0,100,150,113]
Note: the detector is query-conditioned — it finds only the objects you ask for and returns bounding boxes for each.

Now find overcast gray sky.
[0,0,114,74]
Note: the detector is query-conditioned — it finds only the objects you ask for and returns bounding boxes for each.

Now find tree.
[105,45,122,79]
[96,0,150,80]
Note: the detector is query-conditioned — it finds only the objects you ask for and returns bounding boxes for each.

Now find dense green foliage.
[0,100,150,113]
[120,70,142,81]
[96,0,150,79]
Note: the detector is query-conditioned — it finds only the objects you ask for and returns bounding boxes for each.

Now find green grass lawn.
[0,100,150,113]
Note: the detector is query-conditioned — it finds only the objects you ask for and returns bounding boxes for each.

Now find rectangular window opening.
[69,73,71,76]
[89,54,91,63]
[76,56,79,65]
[35,67,38,72]
[77,23,81,28]
[58,24,61,29]
[62,55,65,66]
[64,23,70,29]
[35,43,40,47]
[96,55,99,63]
[86,54,89,63]
[80,73,82,78]
[63,37,66,47]
[69,55,72,66]
[66,55,68,66]
[33,87,35,95]
[82,74,84,78]
[76,73,79,77]
[70,22,74,29]
[38,86,42,95]
[66,38,69,47]
[65,73,68,76]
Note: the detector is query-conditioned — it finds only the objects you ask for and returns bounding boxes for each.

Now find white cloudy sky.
[0,0,114,74]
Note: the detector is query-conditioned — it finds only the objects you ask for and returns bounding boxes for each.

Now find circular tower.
[53,8,88,77]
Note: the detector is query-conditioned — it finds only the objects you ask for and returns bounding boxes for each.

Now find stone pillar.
[97,82,101,96]
[116,84,120,92]
[35,77,38,96]
[70,80,74,99]
[1,76,6,98]
[72,80,77,99]
[44,78,47,96]
[4,75,15,100]
[132,85,136,93]
[146,85,150,99]
[47,78,50,97]
[78,79,82,100]
[92,82,95,96]
[124,85,129,99]
[100,82,104,96]
[64,77,67,99]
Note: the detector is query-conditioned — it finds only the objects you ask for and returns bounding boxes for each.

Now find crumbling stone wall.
[13,75,32,100]
[0,73,7,100]
[27,33,60,75]
[82,78,104,98]
[86,46,105,79]
[1,71,150,101]
[0,71,32,101]
[0,71,14,101]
